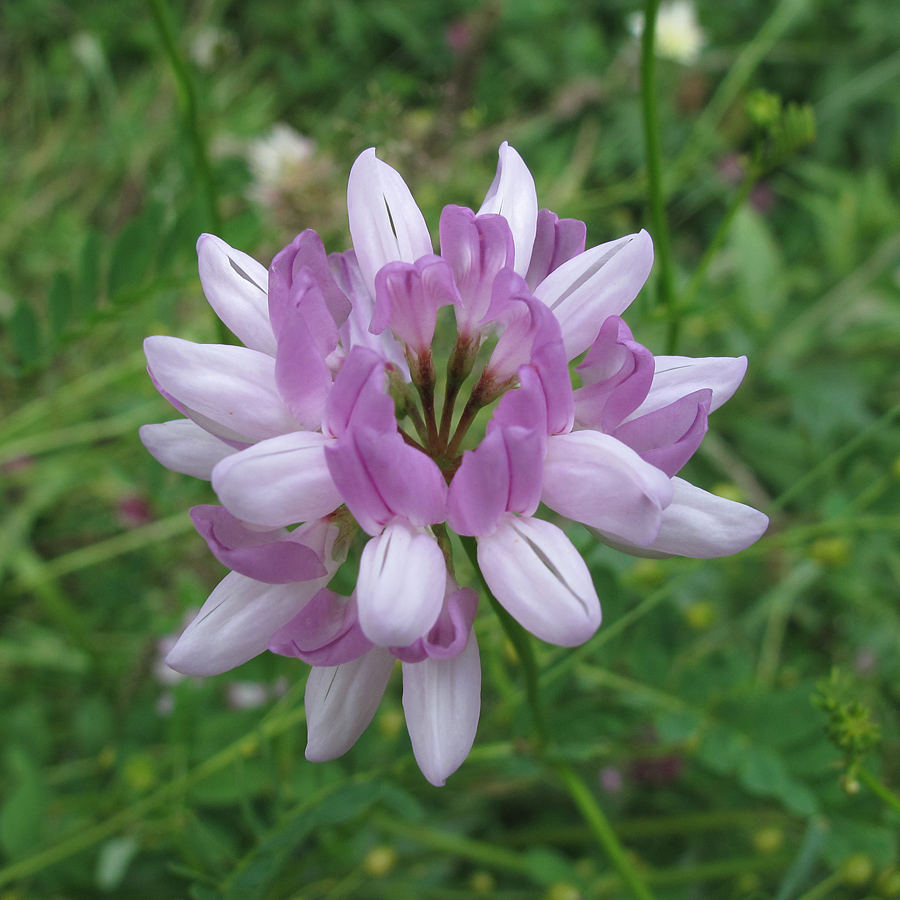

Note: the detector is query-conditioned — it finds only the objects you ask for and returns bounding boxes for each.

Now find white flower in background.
[247,124,316,206]
[190,26,238,70]
[70,32,106,77]
[629,1,706,65]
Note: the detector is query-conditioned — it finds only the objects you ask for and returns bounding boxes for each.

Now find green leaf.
[9,301,42,368]
[78,229,103,313]
[523,846,579,886]
[0,747,48,859]
[107,202,165,302]
[48,270,74,339]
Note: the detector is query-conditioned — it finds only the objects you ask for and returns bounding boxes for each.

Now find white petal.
[356,523,446,647]
[626,356,748,420]
[542,431,673,545]
[145,336,297,442]
[347,148,433,296]
[597,477,769,558]
[402,630,481,786]
[197,234,277,356]
[139,419,236,479]
[534,230,653,359]
[166,570,326,676]
[305,648,395,761]
[477,142,538,278]
[477,516,601,647]
[211,432,343,528]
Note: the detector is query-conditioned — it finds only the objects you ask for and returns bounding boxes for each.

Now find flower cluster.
[142,143,768,785]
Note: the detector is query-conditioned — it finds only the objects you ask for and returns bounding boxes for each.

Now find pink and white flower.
[141,142,768,785]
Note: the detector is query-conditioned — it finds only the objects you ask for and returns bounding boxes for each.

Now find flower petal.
[197,234,276,355]
[477,515,601,647]
[542,431,674,545]
[627,355,748,419]
[211,432,342,528]
[402,631,481,786]
[305,647,395,761]
[439,205,514,335]
[477,142,538,278]
[269,590,374,666]
[190,505,327,584]
[165,571,323,675]
[534,230,654,359]
[356,523,446,647]
[145,336,298,442]
[596,477,769,558]
[525,209,587,291]
[347,148,433,296]
[139,419,236,479]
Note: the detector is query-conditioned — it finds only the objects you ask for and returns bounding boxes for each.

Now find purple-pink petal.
[439,205,515,336]
[190,505,327,584]
[324,346,394,439]
[268,229,351,341]
[574,316,655,432]
[613,389,711,477]
[372,255,459,352]
[525,209,587,292]
[269,589,374,666]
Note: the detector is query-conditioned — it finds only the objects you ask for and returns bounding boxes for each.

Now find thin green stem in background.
[146,0,220,233]
[639,0,678,354]
[857,765,900,817]
[460,536,656,900]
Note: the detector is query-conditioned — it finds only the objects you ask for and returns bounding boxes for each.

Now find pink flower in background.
[141,142,768,785]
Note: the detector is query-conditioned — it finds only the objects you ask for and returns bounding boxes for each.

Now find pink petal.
[139,419,236,479]
[534,230,654,359]
[197,234,276,356]
[269,590,373,666]
[446,428,511,537]
[402,631,481,786]
[541,431,674,545]
[372,255,460,353]
[268,230,351,340]
[144,336,298,442]
[190,505,327,584]
[613,389,710,477]
[273,269,334,430]
[525,209,587,291]
[165,569,330,676]
[347,148,433,296]
[596,477,769,559]
[573,316,655,432]
[356,523,446,647]
[628,355,748,419]
[324,346,394,439]
[439,206,514,336]
[477,515,601,647]
[477,142,538,278]
[211,432,343,528]
[305,647,396,761]
[392,584,478,663]
[330,250,409,370]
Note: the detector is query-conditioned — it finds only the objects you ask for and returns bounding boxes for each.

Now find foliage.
[2,0,900,897]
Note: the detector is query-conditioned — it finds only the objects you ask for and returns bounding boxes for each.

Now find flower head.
[142,142,767,785]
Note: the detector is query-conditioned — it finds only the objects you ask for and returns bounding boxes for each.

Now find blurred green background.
[2,0,900,897]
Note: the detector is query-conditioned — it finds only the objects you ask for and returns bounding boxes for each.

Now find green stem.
[460,535,656,900]
[146,0,220,233]
[639,0,678,354]
[554,761,655,900]
[768,399,900,513]
[858,765,900,817]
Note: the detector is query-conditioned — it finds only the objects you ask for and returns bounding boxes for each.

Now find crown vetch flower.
[141,141,768,785]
